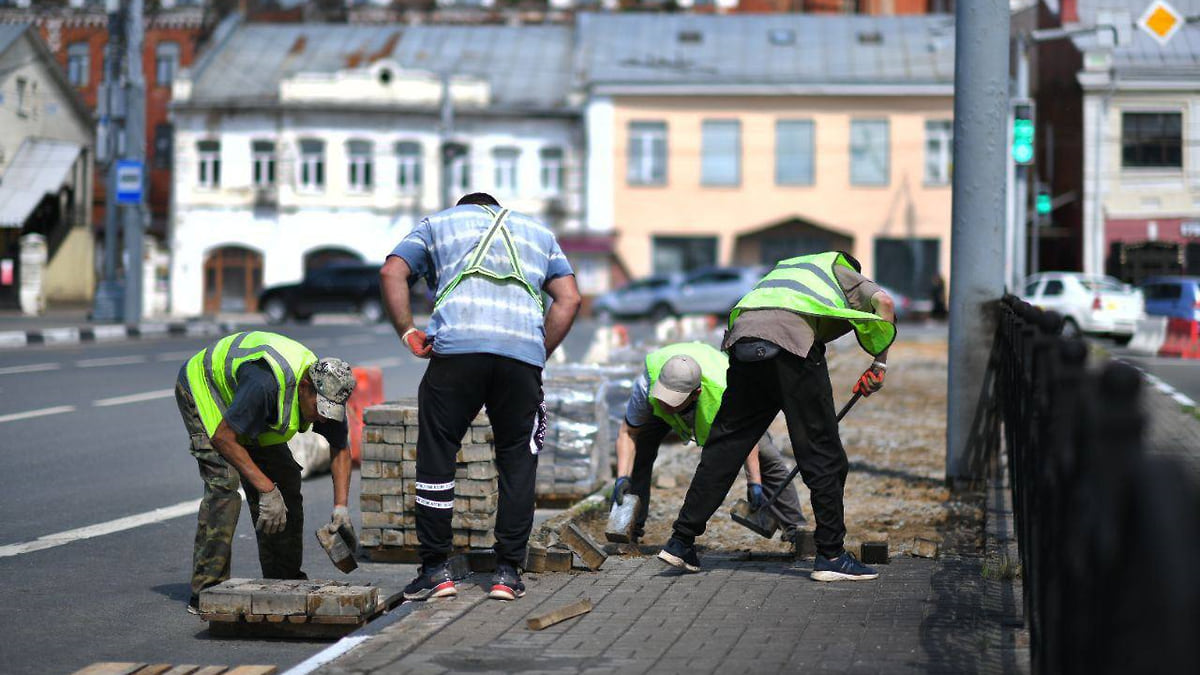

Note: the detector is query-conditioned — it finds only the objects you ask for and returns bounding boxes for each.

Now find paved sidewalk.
[317,548,1025,675]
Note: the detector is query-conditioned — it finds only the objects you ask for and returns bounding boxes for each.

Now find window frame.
[154,41,180,88]
[67,42,90,87]
[1121,111,1183,170]
[251,139,276,188]
[298,138,326,193]
[923,119,953,186]
[394,141,422,194]
[346,139,374,193]
[850,118,891,187]
[775,118,815,186]
[539,147,565,195]
[491,146,520,196]
[700,119,742,187]
[627,120,668,186]
[196,139,221,189]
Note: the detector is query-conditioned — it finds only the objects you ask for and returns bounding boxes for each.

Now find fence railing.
[988,294,1200,674]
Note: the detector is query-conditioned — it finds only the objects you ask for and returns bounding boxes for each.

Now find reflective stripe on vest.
[185,331,317,446]
[644,342,729,447]
[433,205,544,313]
[730,251,896,357]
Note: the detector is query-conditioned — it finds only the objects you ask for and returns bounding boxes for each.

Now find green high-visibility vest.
[434,205,544,313]
[185,331,318,446]
[645,342,729,447]
[730,251,896,356]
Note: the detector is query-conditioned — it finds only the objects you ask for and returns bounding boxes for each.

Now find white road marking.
[157,350,198,362]
[77,355,149,368]
[283,636,371,675]
[0,498,201,558]
[0,405,75,424]
[361,356,405,369]
[93,389,175,407]
[0,362,61,376]
[1172,392,1196,408]
[335,335,375,346]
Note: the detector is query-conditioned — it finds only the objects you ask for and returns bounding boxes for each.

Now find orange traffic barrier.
[1159,318,1200,359]
[347,366,385,466]
[612,324,630,348]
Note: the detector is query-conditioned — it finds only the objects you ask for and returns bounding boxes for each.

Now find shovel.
[731,392,861,538]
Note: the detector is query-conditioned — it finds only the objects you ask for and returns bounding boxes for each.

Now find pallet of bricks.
[359,401,497,562]
[536,366,636,504]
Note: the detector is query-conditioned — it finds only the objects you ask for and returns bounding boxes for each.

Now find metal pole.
[122,0,145,323]
[947,0,1011,482]
[91,3,124,322]
[1014,34,1030,287]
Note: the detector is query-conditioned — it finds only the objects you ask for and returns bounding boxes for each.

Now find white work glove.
[256,485,288,535]
[328,505,358,549]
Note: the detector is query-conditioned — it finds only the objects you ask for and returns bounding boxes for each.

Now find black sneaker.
[488,563,526,601]
[811,551,879,582]
[657,537,701,573]
[186,595,201,616]
[402,561,458,600]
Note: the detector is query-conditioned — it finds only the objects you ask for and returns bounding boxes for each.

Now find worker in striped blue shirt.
[381,192,581,602]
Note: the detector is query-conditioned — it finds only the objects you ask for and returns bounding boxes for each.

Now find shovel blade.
[730,499,779,539]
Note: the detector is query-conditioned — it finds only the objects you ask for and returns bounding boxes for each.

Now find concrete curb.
[0,320,242,350]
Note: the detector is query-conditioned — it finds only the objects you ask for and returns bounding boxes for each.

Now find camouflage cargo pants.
[175,369,306,598]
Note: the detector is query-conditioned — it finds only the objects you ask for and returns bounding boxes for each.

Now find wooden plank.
[309,615,363,625]
[286,615,309,624]
[264,615,288,623]
[243,614,266,623]
[132,667,173,675]
[223,668,278,675]
[526,598,593,631]
[190,667,228,675]
[158,667,203,675]
[558,523,607,571]
[71,664,146,675]
[200,613,239,623]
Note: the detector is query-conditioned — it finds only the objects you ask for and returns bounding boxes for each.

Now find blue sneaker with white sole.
[403,560,458,600]
[811,551,879,581]
[657,537,701,573]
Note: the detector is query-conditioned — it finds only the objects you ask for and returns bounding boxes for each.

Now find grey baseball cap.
[651,355,702,408]
[310,357,356,422]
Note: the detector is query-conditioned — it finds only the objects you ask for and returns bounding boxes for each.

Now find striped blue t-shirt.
[388,204,573,368]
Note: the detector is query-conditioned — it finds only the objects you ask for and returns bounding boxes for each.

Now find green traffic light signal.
[1036,192,1052,215]
[1012,118,1035,164]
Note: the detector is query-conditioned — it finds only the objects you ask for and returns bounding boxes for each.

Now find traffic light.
[1035,188,1052,216]
[1011,101,1035,166]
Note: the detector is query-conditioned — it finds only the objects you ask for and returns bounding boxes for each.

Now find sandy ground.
[580,334,982,559]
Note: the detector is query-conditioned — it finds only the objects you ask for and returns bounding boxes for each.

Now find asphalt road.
[0,317,602,674]
[1108,345,1200,402]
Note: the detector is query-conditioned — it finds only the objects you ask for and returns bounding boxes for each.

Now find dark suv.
[259,264,387,324]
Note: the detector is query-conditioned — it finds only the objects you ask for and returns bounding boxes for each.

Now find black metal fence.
[988,295,1200,674]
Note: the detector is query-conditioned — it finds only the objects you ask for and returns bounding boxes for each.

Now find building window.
[252,140,276,187]
[653,236,718,275]
[539,147,564,194]
[196,140,220,189]
[627,121,667,186]
[298,138,325,191]
[153,123,173,170]
[395,141,422,194]
[155,41,179,87]
[15,77,28,117]
[775,119,814,186]
[347,139,373,192]
[850,119,890,186]
[67,42,89,87]
[701,120,741,186]
[1122,112,1182,169]
[924,119,953,185]
[492,146,519,195]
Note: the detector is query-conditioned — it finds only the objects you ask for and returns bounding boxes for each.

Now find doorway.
[203,246,263,314]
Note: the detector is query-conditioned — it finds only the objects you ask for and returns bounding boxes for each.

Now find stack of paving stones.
[198,578,380,639]
[537,368,634,502]
[359,401,497,561]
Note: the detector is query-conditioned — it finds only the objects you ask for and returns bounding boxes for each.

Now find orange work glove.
[402,327,433,359]
[852,367,885,397]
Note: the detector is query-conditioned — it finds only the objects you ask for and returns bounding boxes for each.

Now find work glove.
[328,505,358,550]
[256,485,288,535]
[852,367,885,397]
[747,483,766,510]
[611,476,632,507]
[402,327,433,359]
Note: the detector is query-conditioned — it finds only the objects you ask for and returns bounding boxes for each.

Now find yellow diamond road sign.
[1138,1,1184,45]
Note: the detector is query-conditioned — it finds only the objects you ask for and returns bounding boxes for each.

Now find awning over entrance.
[0,139,82,229]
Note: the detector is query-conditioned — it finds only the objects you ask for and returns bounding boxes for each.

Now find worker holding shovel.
[610,342,806,546]
[659,252,895,581]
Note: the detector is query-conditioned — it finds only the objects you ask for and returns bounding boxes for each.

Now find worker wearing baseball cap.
[175,331,357,614]
[612,342,806,545]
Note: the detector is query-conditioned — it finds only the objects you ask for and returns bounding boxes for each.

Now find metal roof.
[576,13,956,88]
[188,23,577,110]
[0,22,30,56]
[1071,1,1200,79]
[0,139,83,229]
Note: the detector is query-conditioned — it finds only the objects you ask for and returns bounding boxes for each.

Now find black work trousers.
[415,353,542,568]
[671,344,850,558]
[629,423,804,541]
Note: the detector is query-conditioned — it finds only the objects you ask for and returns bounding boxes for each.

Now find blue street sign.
[115,160,143,205]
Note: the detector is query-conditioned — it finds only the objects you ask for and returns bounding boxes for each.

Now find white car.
[1021,272,1144,343]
